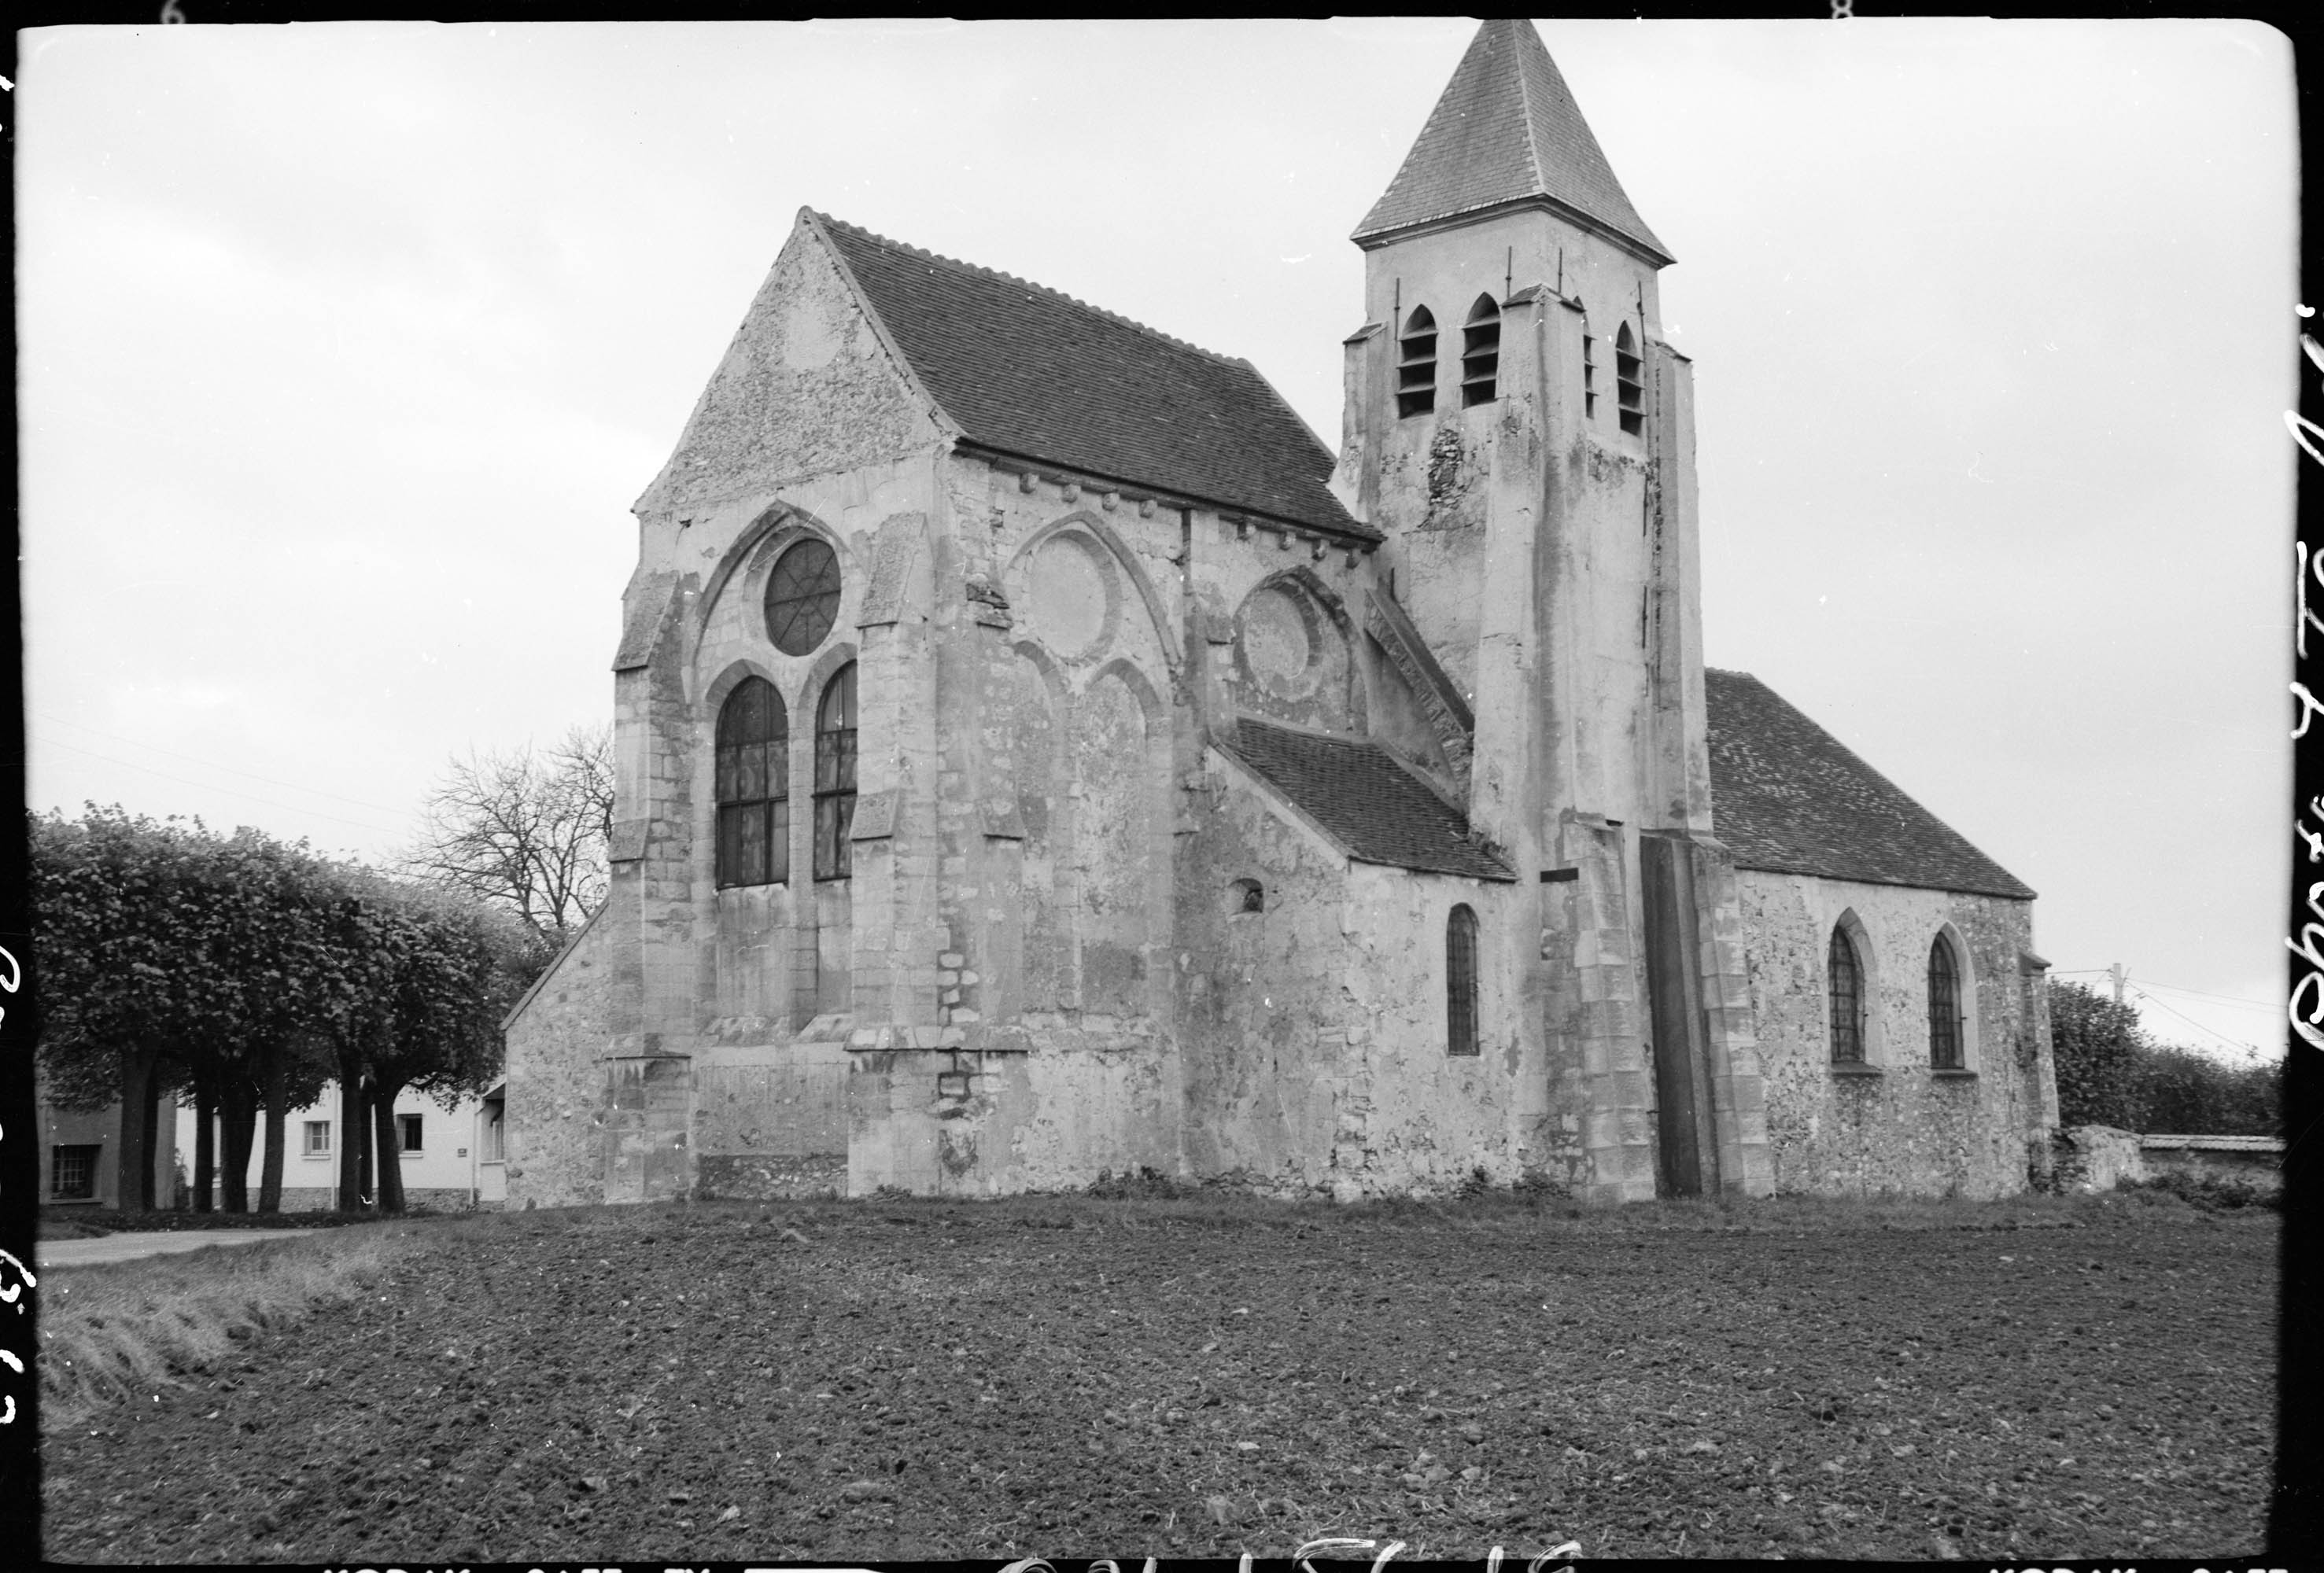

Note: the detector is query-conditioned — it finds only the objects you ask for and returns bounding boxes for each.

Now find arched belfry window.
[1446,904,1480,1056]
[1828,925,1864,1063]
[1462,295,1500,407]
[715,676,788,889]
[813,661,858,881]
[766,537,843,658]
[1928,937,1964,1069]
[1397,307,1437,419]
[1614,322,1644,436]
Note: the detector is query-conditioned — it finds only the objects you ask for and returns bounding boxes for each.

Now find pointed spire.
[1354,18,1672,265]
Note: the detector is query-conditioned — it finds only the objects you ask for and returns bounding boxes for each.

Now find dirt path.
[39,1197,2277,1562]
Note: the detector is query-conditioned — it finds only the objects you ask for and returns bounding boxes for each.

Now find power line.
[35,709,414,815]
[32,735,408,837]
[2127,986,2263,1053]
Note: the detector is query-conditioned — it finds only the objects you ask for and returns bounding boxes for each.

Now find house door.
[1640,833,1717,1198]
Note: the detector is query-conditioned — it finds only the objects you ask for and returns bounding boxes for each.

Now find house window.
[716,676,790,889]
[1928,937,1964,1069]
[1582,330,1599,418]
[1461,295,1500,407]
[813,661,859,881]
[1615,322,1644,435]
[1447,904,1480,1055]
[302,1120,332,1157]
[1396,306,1437,418]
[1828,925,1865,1063]
[765,537,843,657]
[399,1114,424,1154]
[50,1144,98,1200]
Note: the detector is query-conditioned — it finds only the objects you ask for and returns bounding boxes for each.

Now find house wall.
[1732,870,2051,1199]
[38,1083,175,1210]
[175,1083,495,1212]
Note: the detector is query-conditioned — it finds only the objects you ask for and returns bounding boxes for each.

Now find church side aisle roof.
[1705,669,2036,901]
[1353,17,1673,263]
[814,215,1376,543]
[1221,718,1515,882]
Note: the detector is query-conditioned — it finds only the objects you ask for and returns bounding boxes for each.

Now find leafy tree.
[401,724,613,944]
[2048,978,2152,1129]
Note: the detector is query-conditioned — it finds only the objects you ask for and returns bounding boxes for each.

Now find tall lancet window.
[715,676,788,890]
[1397,307,1437,418]
[1461,295,1501,407]
[813,661,858,881]
[1928,937,1964,1070]
[1828,925,1864,1064]
[1446,904,1480,1056]
[1615,322,1645,435]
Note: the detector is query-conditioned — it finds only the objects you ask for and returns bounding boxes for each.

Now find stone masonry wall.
[1735,871,2049,1199]
[504,905,624,1209]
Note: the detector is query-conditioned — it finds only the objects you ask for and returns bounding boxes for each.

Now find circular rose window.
[765,539,841,656]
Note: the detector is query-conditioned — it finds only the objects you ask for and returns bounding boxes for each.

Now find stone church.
[505,19,2059,1206]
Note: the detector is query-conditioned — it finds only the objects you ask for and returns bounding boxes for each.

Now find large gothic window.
[765,538,843,657]
[813,661,858,881]
[1461,295,1500,407]
[1928,937,1964,1069]
[1397,306,1437,419]
[1447,904,1480,1056]
[1828,925,1864,1063]
[715,676,788,889]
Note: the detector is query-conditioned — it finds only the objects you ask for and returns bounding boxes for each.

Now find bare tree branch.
[400,724,612,942]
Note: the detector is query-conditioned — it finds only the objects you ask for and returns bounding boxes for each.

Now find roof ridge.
[811,210,1247,369]
[1503,18,1551,208]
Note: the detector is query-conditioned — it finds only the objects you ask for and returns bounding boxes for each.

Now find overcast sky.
[17,18,2296,1060]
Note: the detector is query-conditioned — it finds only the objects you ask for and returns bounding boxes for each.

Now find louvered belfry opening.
[1828,926,1864,1063]
[1446,904,1480,1055]
[1615,322,1644,435]
[1927,938,1963,1069]
[1461,295,1500,407]
[716,676,789,889]
[813,661,858,882]
[1397,306,1437,418]
[1582,330,1599,418]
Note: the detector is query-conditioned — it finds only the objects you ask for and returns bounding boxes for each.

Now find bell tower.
[1333,18,1768,1200]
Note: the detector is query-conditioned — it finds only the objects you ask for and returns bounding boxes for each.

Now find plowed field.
[39,1193,2277,1562]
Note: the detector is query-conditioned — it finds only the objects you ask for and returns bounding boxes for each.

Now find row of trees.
[2049,978,2281,1135]
[32,808,557,1213]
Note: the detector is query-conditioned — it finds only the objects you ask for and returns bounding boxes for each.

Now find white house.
[175,1081,507,1211]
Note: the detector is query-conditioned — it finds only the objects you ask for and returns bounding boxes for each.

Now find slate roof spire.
[1354,17,1673,265]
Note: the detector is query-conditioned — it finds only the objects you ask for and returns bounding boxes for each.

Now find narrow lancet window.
[716,676,789,889]
[1447,904,1480,1055]
[1928,938,1964,1069]
[1397,306,1437,419]
[1828,926,1864,1063]
[1582,330,1599,418]
[813,661,859,881]
[1461,295,1500,407]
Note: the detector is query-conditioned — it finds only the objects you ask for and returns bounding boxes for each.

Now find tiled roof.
[814,215,1375,543]
[1221,718,1514,882]
[1705,669,2035,901]
[1354,18,1672,264]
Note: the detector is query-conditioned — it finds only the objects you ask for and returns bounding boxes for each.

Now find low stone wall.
[2139,1136,2282,1195]
[2053,1125,2146,1192]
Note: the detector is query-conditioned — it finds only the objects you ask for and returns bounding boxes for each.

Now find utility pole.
[2111,962,2126,1005]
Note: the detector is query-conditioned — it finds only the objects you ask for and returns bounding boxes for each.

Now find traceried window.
[1828,925,1865,1064]
[1462,295,1500,407]
[1447,904,1480,1056]
[765,538,843,657]
[1397,306,1437,418]
[716,676,790,889]
[814,662,859,881]
[1615,322,1644,435]
[50,1144,98,1199]
[1928,937,1964,1070]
